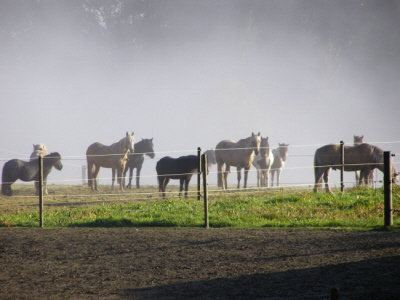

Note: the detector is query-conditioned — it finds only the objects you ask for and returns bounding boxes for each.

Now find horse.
[86,132,135,191]
[156,155,199,198]
[2,152,63,196]
[270,143,289,187]
[124,138,155,189]
[30,144,48,161]
[215,132,261,190]
[313,143,398,193]
[252,136,274,187]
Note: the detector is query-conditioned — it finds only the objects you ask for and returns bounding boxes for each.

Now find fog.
[1,0,399,189]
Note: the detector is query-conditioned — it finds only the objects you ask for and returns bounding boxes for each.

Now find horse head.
[260,136,270,157]
[143,138,155,159]
[251,132,261,156]
[278,143,289,162]
[204,150,216,165]
[44,152,63,171]
[33,143,47,152]
[124,132,135,153]
[354,135,364,145]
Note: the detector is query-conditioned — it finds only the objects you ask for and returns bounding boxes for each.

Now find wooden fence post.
[201,153,209,229]
[197,147,201,201]
[383,151,393,227]
[39,155,44,228]
[82,165,87,185]
[340,141,344,192]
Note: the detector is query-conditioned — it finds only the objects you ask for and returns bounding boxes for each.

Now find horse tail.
[87,161,93,188]
[313,148,322,182]
[2,163,11,196]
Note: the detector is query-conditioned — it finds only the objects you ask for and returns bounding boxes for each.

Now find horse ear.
[258,132,260,136]
[131,132,134,136]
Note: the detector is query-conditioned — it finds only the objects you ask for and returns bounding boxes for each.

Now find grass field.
[0,183,399,229]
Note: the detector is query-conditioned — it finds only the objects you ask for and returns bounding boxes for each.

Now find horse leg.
[111,168,116,190]
[163,178,170,198]
[87,161,94,189]
[243,167,250,189]
[2,183,13,196]
[217,163,223,188]
[323,169,332,194]
[313,167,324,193]
[270,170,275,187]
[276,169,281,187]
[125,166,132,189]
[236,168,242,189]
[117,167,125,192]
[92,165,101,191]
[184,177,190,198]
[136,165,142,189]
[179,178,184,198]
[224,165,231,190]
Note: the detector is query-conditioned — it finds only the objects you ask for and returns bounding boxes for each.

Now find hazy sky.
[1,0,399,188]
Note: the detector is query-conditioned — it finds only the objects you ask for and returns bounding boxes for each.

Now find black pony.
[156,155,199,198]
[2,152,63,196]
[124,138,155,189]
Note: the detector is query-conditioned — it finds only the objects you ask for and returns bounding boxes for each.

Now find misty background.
[1,0,399,189]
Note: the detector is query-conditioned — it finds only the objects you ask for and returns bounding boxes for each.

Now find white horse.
[270,143,289,187]
[30,144,48,161]
[29,143,49,193]
[252,136,274,187]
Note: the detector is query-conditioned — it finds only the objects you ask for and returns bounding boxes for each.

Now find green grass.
[0,184,399,229]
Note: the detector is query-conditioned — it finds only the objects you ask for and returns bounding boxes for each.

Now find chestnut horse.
[313,143,398,193]
[215,132,261,190]
[86,132,135,191]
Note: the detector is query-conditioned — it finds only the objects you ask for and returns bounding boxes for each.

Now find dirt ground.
[0,228,399,300]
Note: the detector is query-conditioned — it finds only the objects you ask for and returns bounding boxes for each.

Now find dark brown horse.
[215,132,261,190]
[86,132,135,191]
[314,143,398,193]
[156,155,199,198]
[124,138,155,189]
[2,152,63,196]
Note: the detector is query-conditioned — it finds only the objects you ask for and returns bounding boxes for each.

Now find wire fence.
[0,141,399,208]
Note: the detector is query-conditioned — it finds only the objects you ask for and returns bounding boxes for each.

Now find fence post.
[197,147,202,200]
[340,141,344,192]
[38,155,44,228]
[201,153,209,229]
[82,165,87,185]
[383,151,393,227]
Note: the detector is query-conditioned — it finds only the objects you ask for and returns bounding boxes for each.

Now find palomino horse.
[2,152,63,196]
[252,136,274,187]
[156,155,199,198]
[124,138,155,189]
[215,132,261,190]
[270,143,289,187]
[86,132,135,191]
[313,143,398,193]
